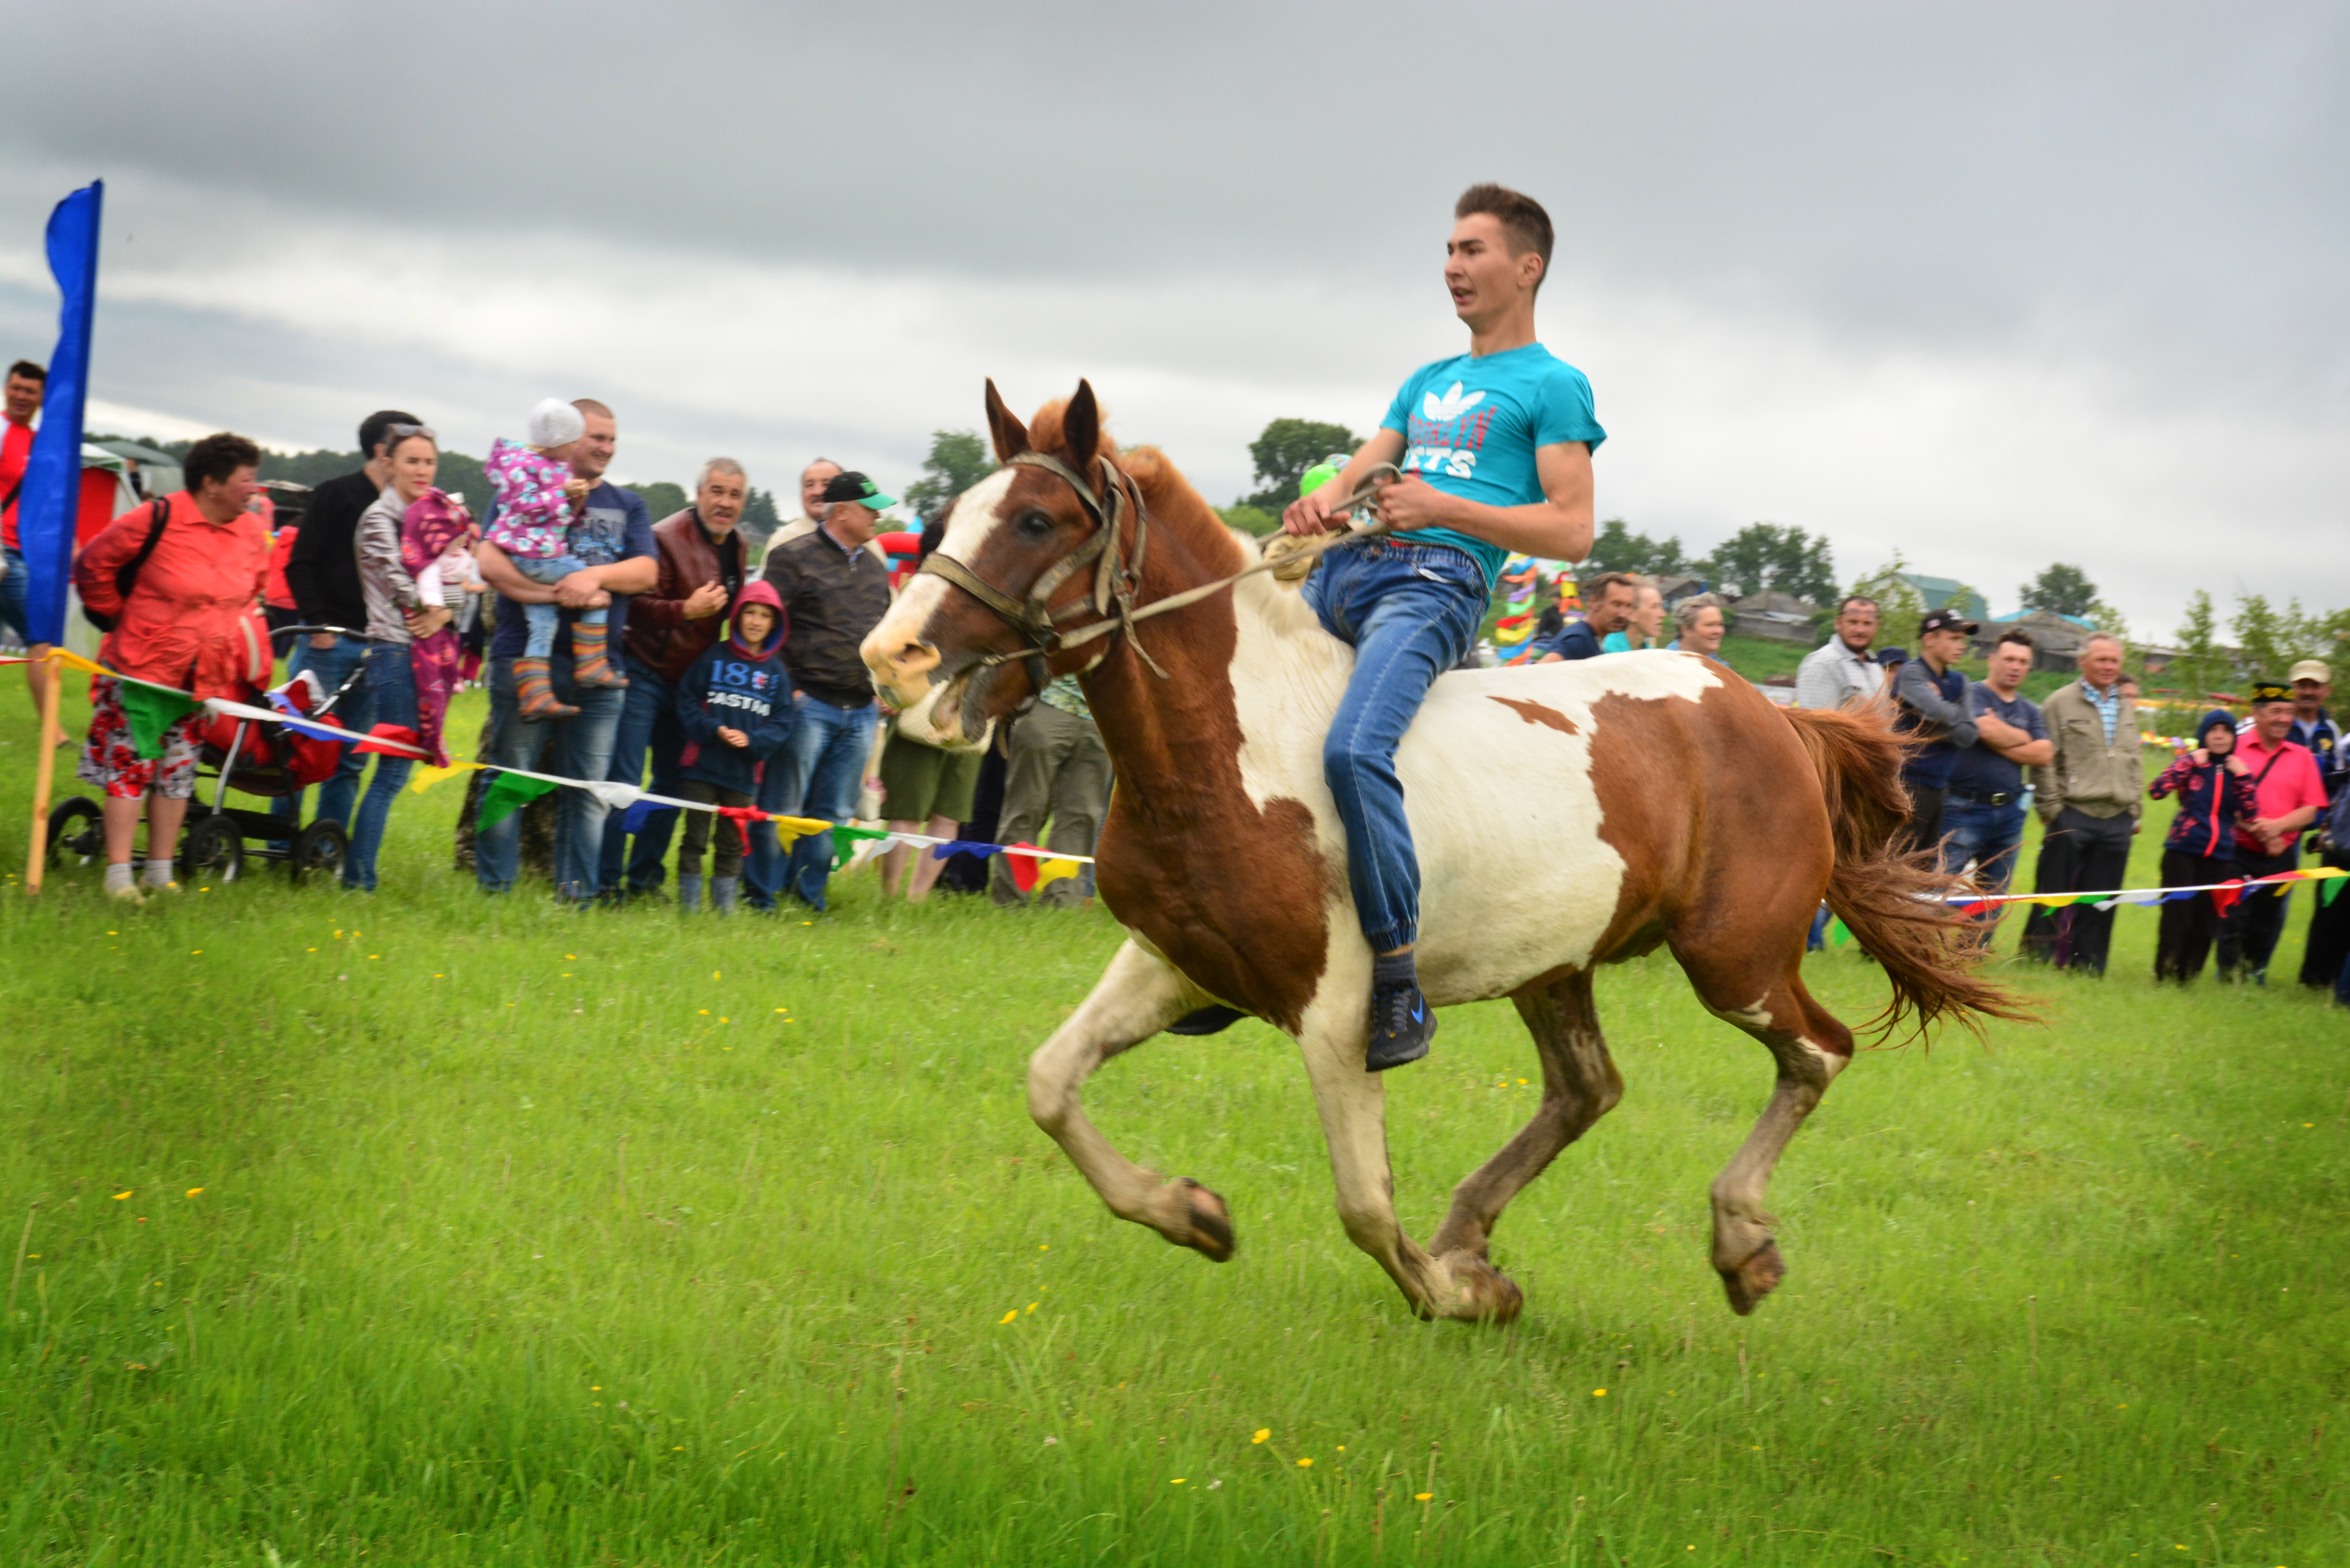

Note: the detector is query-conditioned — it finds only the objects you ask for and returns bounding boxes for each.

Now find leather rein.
[915,452,1398,693]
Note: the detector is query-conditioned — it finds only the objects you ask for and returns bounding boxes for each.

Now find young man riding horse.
[1277,183,1604,1070]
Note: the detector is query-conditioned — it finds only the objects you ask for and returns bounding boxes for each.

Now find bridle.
[915,452,1400,700]
[915,451,1165,694]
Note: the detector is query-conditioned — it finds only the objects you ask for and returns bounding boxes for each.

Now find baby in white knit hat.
[481,398,626,718]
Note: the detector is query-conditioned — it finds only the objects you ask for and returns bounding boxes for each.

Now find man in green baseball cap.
[747,468,898,912]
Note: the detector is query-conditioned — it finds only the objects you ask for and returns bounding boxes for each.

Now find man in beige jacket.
[2018,633,2143,972]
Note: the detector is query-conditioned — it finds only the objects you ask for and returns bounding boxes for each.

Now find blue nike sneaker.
[1366,977,1435,1072]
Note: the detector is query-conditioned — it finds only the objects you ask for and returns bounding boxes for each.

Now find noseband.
[915,451,1170,691]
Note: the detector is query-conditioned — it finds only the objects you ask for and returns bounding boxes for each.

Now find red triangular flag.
[354,722,424,757]
[1007,841,1043,894]
[2209,879,2246,917]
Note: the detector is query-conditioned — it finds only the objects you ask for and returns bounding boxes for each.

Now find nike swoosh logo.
[1411,998,1425,1022]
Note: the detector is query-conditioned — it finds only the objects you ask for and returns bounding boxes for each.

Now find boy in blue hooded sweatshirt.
[671,580,792,914]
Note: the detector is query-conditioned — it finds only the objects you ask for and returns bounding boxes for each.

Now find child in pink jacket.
[482,398,626,720]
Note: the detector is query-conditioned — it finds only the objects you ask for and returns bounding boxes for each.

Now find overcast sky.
[4,1,2345,636]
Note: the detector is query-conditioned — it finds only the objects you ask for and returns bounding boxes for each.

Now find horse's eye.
[1016,510,1055,539]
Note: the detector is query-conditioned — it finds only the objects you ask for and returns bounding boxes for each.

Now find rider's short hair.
[1996,627,2036,652]
[6,360,44,384]
[1455,183,1554,294]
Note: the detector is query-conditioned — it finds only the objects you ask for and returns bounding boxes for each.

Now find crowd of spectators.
[14,371,2349,998]
[30,390,1116,916]
[1783,592,2346,998]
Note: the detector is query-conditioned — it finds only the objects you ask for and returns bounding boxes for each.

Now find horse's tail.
[1781,704,2035,1041]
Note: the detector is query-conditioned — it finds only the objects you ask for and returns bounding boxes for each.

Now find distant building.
[1898,574,1991,624]
[1729,590,1821,644]
[1967,609,2098,673]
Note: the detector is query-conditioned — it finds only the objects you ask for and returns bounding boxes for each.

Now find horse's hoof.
[1168,1178,1235,1262]
[1719,1240,1785,1316]
[1429,1251,1524,1325]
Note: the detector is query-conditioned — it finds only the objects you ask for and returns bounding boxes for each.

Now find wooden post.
[24,647,62,897]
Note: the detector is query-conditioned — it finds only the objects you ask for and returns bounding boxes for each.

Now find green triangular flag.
[119,679,200,760]
[832,824,892,868]
[1828,918,1850,946]
[477,771,560,831]
[2323,877,2344,908]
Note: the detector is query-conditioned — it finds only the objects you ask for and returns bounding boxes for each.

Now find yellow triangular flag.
[407,760,479,794]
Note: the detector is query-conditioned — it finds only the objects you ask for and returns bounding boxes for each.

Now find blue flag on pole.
[16,181,103,649]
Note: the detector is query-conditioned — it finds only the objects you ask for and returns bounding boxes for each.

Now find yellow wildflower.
[1415,1492,1432,1501]
[1251,1429,1269,1444]
[186,1187,203,1197]
[999,1310,1018,1324]
[112,1190,131,1201]
[1593,1388,1607,1397]
[1296,1457,1312,1468]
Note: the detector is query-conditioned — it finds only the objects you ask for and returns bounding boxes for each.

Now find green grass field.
[2,681,2345,1566]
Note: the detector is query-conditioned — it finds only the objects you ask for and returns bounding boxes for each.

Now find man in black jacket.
[276,408,419,834]
[744,470,896,910]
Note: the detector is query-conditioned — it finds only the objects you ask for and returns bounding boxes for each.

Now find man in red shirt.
[2218,678,2331,984]
[0,358,62,744]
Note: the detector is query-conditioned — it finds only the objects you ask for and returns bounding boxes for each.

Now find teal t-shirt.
[1378,342,1605,584]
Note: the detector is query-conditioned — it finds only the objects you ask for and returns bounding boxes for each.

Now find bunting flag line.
[477,773,561,831]
[121,682,200,759]
[1939,867,2343,909]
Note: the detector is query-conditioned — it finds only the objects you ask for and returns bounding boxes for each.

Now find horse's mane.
[1022,395,1247,574]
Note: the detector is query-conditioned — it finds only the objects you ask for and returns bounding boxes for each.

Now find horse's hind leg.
[1680,961,1853,1316]
[1425,971,1625,1308]
[1028,939,1237,1260]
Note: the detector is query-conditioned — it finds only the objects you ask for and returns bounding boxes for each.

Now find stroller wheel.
[288,819,348,883]
[179,812,245,885]
[45,796,104,867]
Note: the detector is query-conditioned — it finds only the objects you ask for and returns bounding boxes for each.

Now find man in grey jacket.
[2018,633,2142,973]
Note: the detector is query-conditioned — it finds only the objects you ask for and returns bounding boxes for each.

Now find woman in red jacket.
[72,432,270,902]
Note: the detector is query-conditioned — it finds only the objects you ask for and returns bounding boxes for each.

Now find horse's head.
[864,378,1136,746]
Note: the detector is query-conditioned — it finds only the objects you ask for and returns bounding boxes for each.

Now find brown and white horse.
[864,382,2020,1322]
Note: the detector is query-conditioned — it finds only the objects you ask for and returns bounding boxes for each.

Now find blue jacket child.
[672,579,794,795]
[2150,709,2261,860]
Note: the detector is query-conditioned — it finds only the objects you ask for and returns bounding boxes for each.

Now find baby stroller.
[46,625,377,884]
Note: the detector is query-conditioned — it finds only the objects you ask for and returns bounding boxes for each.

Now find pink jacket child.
[399,487,475,767]
[481,397,626,721]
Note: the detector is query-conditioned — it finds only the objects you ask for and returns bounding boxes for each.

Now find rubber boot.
[571,620,628,689]
[514,655,579,721]
[711,875,739,916]
[677,872,704,913]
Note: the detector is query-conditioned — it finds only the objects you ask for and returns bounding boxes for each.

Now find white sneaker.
[108,881,147,905]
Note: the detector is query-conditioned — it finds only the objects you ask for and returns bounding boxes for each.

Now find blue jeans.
[597,656,683,894]
[270,634,376,838]
[513,555,603,656]
[1302,540,1487,953]
[745,695,876,912]
[474,651,626,901]
[1941,795,2027,894]
[0,547,29,643]
[342,645,418,891]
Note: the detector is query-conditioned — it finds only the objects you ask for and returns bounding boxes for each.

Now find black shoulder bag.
[84,496,173,635]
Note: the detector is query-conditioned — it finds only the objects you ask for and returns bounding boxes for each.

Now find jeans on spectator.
[342,644,417,892]
[2217,844,2298,981]
[474,651,625,901]
[1301,540,1485,953]
[745,695,874,912]
[597,655,682,894]
[1941,795,2026,891]
[989,703,1113,908]
[0,547,29,643]
[512,554,602,657]
[2018,806,2134,974]
[270,633,376,840]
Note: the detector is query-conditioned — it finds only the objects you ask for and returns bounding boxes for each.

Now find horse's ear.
[984,379,1030,463]
[1061,379,1101,465]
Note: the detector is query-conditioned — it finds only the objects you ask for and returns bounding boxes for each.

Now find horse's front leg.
[1027,939,1236,1260]
[1293,982,1515,1322]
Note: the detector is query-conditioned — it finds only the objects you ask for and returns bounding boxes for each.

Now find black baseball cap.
[1919,608,1979,636]
[1876,647,1908,668]
[821,471,896,510]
